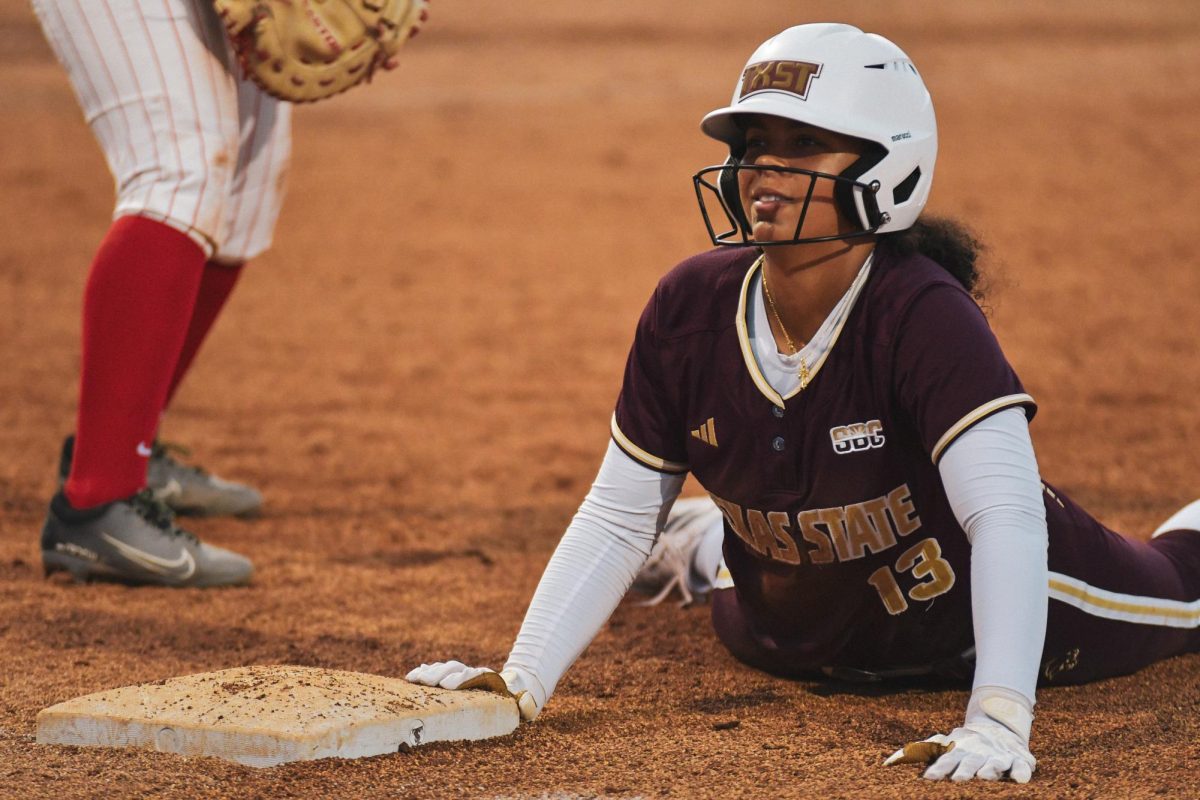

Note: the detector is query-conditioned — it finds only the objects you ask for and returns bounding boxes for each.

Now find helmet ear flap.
[718,156,751,236]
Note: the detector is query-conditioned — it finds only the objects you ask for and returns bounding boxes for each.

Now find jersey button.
[771,405,785,418]
[771,436,786,451]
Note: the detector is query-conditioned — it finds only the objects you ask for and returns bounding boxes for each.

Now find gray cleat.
[146,441,263,517]
[59,436,263,518]
[41,489,254,588]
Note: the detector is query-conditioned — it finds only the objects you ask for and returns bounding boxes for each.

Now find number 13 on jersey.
[867,537,956,615]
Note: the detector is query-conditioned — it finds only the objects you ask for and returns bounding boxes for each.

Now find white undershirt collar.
[748,253,874,397]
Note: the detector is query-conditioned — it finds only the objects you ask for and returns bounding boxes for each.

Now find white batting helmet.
[695,23,937,241]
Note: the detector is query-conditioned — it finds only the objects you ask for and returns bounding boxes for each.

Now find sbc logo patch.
[830,420,885,454]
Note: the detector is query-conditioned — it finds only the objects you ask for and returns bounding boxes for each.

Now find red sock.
[163,260,243,409]
[64,215,205,509]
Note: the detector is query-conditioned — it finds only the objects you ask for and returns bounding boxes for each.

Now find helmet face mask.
[692,163,884,247]
[694,23,936,247]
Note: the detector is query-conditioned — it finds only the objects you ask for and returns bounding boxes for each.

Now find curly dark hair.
[879,215,987,301]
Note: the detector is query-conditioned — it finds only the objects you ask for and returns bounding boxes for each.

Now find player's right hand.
[405,660,541,721]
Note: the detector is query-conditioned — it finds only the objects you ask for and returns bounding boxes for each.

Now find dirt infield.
[2,1,1199,797]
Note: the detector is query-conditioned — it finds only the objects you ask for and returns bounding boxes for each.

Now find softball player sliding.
[408,24,1200,782]
[32,0,293,586]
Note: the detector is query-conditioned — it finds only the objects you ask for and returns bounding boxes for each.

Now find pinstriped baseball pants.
[30,0,291,262]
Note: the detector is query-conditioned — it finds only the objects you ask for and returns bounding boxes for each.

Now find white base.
[36,664,519,767]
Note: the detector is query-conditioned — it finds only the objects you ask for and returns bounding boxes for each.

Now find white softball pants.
[30,0,292,262]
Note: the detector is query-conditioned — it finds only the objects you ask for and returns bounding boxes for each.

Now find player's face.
[736,116,868,243]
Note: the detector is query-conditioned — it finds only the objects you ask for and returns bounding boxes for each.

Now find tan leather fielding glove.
[214,0,429,103]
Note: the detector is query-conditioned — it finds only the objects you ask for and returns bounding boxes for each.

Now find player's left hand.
[885,720,1035,783]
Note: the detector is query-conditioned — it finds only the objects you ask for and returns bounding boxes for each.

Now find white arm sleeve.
[502,439,685,710]
[938,405,1048,735]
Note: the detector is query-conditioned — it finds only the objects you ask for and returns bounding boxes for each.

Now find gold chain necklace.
[762,267,812,389]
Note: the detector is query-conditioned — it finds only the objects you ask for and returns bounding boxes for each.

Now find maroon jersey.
[612,244,1035,671]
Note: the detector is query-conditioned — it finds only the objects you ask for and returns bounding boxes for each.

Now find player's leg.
[214,74,292,266]
[709,584,816,678]
[33,0,251,585]
[163,74,292,407]
[34,0,241,503]
[68,216,207,506]
[1038,485,1200,685]
[641,497,830,676]
[1145,499,1200,651]
[148,258,259,518]
[631,495,726,606]
[164,260,243,410]
[149,75,293,516]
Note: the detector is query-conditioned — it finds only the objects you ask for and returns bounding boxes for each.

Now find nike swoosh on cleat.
[100,532,196,581]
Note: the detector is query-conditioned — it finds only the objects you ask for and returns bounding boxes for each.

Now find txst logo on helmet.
[739,60,823,101]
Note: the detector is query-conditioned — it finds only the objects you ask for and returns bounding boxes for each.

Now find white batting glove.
[405,660,542,722]
[885,686,1035,783]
